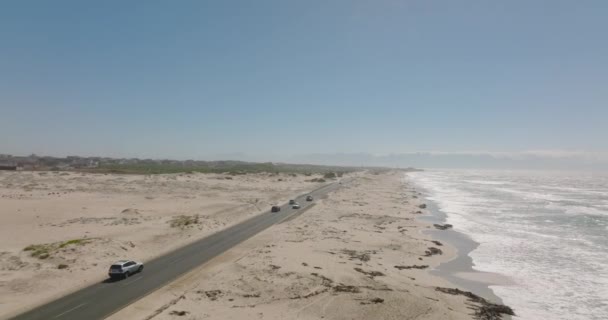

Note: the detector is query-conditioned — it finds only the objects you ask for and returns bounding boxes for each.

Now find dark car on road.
[271,205,281,212]
[289,199,296,205]
[306,195,313,201]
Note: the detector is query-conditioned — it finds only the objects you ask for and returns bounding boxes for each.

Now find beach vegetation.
[24,238,94,259]
[169,215,200,229]
[58,238,93,248]
[24,244,53,258]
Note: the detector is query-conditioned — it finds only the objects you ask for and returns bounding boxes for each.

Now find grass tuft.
[58,238,92,248]
[24,238,94,259]
[23,244,53,258]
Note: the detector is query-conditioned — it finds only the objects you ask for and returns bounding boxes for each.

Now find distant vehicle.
[306,195,313,201]
[292,203,301,209]
[271,205,281,212]
[108,260,143,279]
[289,199,296,205]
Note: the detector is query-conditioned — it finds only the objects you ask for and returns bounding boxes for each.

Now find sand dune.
[0,171,326,319]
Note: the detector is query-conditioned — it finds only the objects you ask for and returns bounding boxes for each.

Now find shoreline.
[407,173,511,304]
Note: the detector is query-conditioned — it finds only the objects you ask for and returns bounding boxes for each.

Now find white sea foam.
[408,170,608,320]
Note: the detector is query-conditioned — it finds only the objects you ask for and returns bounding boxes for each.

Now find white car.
[292,203,301,209]
[108,260,144,279]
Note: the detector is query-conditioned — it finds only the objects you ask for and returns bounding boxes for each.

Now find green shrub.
[323,172,337,179]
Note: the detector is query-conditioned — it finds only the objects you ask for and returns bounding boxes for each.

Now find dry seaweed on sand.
[433,223,453,230]
[354,267,385,278]
[424,247,443,256]
[394,265,428,270]
[341,249,375,262]
[333,284,361,293]
[435,287,515,320]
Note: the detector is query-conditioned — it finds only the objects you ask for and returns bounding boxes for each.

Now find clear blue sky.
[1,0,607,161]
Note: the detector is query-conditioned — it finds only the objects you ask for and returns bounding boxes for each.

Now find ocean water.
[407,170,608,320]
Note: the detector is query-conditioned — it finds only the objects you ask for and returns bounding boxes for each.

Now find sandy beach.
[107,171,510,320]
[0,171,327,319]
[1,170,513,320]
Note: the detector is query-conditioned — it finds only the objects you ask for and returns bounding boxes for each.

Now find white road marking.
[123,276,143,286]
[53,303,87,318]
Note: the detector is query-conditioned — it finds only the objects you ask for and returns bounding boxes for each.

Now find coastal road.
[10,180,345,320]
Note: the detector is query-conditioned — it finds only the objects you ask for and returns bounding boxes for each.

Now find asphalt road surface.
[10,181,345,320]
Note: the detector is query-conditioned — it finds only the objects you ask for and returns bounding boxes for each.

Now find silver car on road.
[108,260,144,279]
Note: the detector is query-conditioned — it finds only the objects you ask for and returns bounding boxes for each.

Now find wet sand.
[412,176,514,308]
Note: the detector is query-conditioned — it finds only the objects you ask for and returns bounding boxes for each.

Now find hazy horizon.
[2,1,607,170]
[4,150,608,171]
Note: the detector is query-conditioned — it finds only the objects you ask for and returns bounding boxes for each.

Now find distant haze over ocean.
[196,151,608,171]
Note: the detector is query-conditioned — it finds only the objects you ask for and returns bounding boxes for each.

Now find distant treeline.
[0,153,410,175]
[89,162,368,175]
